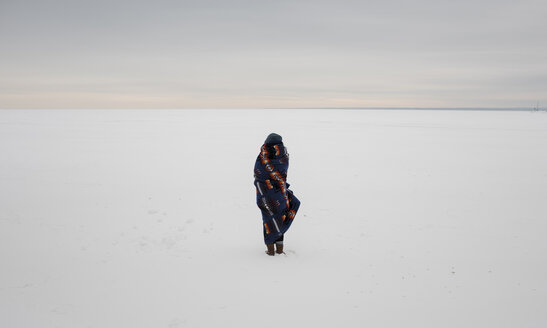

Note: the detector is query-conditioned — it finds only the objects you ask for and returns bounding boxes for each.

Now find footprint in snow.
[283,250,297,256]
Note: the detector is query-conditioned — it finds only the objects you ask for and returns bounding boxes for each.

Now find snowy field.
[1,109,546,328]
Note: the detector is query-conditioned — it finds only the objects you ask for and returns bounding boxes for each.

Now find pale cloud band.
[1,0,546,109]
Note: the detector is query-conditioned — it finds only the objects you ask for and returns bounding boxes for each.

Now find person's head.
[264,133,282,145]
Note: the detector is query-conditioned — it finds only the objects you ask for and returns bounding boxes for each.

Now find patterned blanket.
[254,142,300,244]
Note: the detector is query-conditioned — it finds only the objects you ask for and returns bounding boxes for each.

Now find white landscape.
[1,109,546,328]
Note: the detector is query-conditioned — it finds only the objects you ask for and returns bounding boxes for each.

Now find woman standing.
[253,133,300,256]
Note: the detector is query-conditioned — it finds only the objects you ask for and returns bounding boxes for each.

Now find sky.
[0,0,546,109]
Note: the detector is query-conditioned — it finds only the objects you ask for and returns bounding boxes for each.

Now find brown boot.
[265,244,275,256]
[275,242,284,254]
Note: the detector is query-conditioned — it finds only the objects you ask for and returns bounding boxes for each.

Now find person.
[253,133,300,256]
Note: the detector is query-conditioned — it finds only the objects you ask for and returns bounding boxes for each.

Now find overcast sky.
[1,0,546,109]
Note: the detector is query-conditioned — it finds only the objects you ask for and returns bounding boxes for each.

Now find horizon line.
[0,106,542,111]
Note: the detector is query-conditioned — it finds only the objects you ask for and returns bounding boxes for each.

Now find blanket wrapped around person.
[254,140,300,245]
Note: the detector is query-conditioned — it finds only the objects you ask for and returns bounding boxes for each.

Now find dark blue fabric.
[265,133,282,145]
[254,142,300,244]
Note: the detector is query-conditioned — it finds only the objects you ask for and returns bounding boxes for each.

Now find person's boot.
[275,242,284,254]
[265,244,275,256]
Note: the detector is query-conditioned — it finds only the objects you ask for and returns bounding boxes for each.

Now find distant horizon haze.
[1,0,546,109]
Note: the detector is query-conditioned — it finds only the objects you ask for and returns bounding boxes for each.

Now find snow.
[1,109,546,327]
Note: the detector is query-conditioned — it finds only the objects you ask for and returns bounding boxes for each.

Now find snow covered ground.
[1,109,546,328]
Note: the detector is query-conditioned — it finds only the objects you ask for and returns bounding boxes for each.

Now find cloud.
[1,0,546,108]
